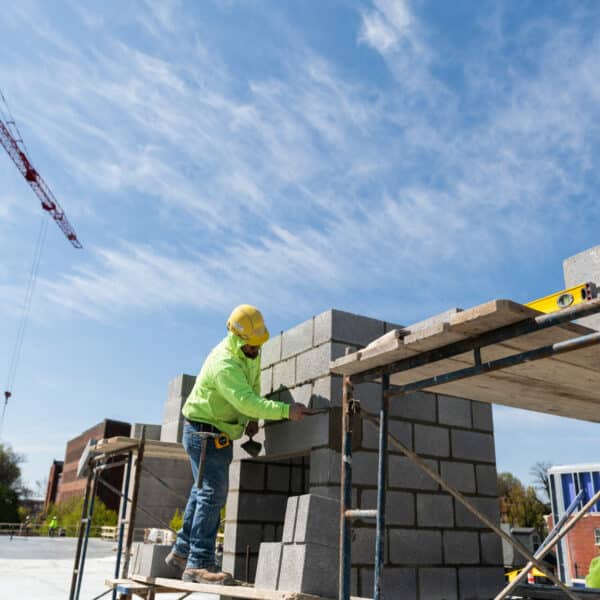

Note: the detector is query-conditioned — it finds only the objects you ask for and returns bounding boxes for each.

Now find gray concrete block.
[278,542,338,597]
[392,391,437,422]
[272,358,296,390]
[160,419,183,443]
[458,566,504,600]
[451,430,495,463]
[294,493,339,548]
[311,375,343,408]
[471,401,493,432]
[254,542,283,590]
[260,367,273,396]
[267,464,291,492]
[229,460,266,492]
[362,418,412,451]
[389,455,439,491]
[443,531,480,564]
[225,491,288,523]
[282,495,299,543]
[223,522,263,553]
[480,532,503,565]
[279,383,312,407]
[418,567,457,600]
[296,342,346,383]
[475,464,498,496]
[352,527,376,565]
[563,246,600,330]
[290,463,309,494]
[361,489,414,526]
[417,493,454,527]
[168,374,196,400]
[455,497,500,529]
[310,448,341,485]
[130,423,162,440]
[352,451,381,486]
[221,551,258,583]
[414,424,450,457]
[389,529,442,565]
[360,567,417,599]
[438,395,472,428]
[131,543,181,578]
[440,461,476,493]
[351,381,383,415]
[281,318,314,359]
[163,394,186,423]
[261,333,282,368]
[314,309,385,347]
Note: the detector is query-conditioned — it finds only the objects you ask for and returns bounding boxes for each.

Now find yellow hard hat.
[227,304,270,346]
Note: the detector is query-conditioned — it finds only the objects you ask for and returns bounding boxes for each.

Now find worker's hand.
[288,403,307,421]
[245,420,259,437]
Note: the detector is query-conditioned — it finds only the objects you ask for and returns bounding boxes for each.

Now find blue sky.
[1,0,599,495]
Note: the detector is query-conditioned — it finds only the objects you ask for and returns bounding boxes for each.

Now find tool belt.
[186,419,231,449]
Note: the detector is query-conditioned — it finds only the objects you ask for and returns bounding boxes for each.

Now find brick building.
[548,463,600,584]
[44,459,63,511]
[56,419,131,511]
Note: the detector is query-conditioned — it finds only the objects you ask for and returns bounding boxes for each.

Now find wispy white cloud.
[2,1,600,324]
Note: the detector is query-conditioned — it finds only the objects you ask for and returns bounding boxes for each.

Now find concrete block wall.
[222,456,309,581]
[224,308,504,598]
[563,245,600,330]
[161,374,196,443]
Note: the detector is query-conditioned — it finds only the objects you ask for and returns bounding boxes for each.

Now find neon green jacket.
[587,556,600,588]
[182,333,290,440]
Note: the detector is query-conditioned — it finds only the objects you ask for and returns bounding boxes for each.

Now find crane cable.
[1,214,48,440]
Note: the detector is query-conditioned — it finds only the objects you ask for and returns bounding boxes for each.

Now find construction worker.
[165,305,307,585]
[48,515,58,537]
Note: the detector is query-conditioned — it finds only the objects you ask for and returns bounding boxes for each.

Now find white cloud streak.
[2,1,600,323]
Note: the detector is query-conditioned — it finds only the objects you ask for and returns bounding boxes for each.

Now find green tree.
[170,508,183,531]
[45,496,117,536]
[0,443,25,522]
[498,471,548,536]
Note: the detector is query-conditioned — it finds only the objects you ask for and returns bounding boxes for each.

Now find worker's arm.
[215,360,290,420]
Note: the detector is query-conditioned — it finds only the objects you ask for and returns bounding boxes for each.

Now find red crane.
[0,89,82,438]
[0,91,82,248]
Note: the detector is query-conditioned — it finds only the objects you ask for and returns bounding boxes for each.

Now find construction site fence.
[0,522,147,540]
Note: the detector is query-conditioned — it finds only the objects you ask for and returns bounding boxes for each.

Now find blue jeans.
[174,421,233,569]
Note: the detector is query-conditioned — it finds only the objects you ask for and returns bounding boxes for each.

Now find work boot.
[164,549,187,575]
[182,565,235,585]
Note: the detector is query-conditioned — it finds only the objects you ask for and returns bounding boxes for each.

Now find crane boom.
[0,115,82,248]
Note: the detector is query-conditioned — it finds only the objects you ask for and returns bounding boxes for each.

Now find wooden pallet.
[330,299,600,422]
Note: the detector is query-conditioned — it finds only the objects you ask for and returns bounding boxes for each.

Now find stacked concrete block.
[130,423,161,441]
[161,374,196,443]
[254,493,339,598]
[221,308,504,598]
[222,456,309,581]
[131,542,181,578]
[563,245,600,330]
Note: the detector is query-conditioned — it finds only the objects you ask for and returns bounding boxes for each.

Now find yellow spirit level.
[526,282,596,314]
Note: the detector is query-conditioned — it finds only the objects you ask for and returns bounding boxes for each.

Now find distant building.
[44,459,63,511]
[56,419,131,512]
[501,524,542,569]
[548,463,600,584]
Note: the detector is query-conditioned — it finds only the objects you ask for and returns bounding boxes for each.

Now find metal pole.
[74,468,99,600]
[68,467,94,600]
[121,434,145,579]
[373,374,389,600]
[339,374,354,600]
[494,489,599,600]
[113,450,133,600]
[361,411,582,600]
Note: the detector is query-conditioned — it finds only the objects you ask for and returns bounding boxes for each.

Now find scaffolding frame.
[338,298,600,600]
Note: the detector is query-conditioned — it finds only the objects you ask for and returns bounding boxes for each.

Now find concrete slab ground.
[0,536,216,600]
